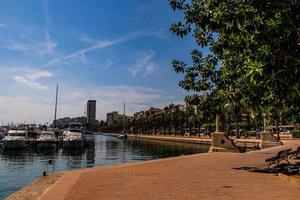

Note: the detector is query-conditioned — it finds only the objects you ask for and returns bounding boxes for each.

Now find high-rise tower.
[86,100,96,124]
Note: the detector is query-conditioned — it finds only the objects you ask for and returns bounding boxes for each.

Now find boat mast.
[123,100,125,133]
[54,84,58,127]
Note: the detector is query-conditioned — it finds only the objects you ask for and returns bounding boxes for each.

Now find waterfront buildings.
[133,107,163,120]
[133,104,184,120]
[104,103,184,128]
[106,111,132,125]
[55,116,87,129]
[106,111,121,125]
[87,100,96,125]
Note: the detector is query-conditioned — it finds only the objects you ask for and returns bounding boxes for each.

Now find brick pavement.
[38,140,300,200]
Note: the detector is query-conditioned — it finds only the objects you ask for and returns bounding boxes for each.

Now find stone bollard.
[209,132,240,152]
[259,131,282,149]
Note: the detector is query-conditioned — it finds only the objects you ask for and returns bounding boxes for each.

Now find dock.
[8,139,300,200]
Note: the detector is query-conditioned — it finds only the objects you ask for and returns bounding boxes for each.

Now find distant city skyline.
[0,0,198,124]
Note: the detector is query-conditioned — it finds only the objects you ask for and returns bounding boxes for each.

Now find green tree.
[169,0,300,133]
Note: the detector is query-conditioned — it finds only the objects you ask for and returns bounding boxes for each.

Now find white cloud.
[78,34,99,44]
[4,40,57,57]
[0,96,53,124]
[14,76,48,90]
[2,0,58,59]
[127,51,156,76]
[43,0,57,56]
[5,41,29,51]
[145,62,155,74]
[42,31,152,68]
[27,70,53,81]
[8,68,54,90]
[0,84,183,124]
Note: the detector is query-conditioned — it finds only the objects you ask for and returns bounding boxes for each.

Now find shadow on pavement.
[233,163,300,175]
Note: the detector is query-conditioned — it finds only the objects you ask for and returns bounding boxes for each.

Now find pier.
[7,139,300,200]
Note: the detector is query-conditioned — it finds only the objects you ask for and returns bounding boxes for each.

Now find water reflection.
[0,148,35,169]
[0,134,209,199]
[127,139,209,158]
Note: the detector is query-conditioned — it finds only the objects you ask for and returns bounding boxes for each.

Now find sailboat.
[118,101,128,140]
[36,85,59,149]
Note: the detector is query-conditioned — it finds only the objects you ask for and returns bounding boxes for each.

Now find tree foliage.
[169,0,300,125]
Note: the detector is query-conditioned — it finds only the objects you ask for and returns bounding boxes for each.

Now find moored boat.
[2,130,28,149]
[36,131,57,149]
[62,123,85,149]
[118,133,128,139]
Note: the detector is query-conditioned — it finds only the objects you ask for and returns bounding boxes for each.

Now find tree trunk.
[215,114,222,132]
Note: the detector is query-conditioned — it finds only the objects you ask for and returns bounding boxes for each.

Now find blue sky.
[0,0,196,123]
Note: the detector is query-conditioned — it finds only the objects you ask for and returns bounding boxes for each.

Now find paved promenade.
[35,140,300,200]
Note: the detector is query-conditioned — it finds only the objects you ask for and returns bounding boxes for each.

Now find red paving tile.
[38,140,300,200]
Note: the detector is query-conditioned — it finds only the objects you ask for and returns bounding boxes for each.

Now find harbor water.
[0,134,209,199]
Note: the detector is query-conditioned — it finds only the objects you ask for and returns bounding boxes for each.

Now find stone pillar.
[215,114,221,132]
[259,131,282,149]
[209,114,240,152]
[209,132,240,152]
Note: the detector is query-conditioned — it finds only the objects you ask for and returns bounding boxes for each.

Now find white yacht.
[2,130,28,149]
[62,123,85,148]
[36,131,57,149]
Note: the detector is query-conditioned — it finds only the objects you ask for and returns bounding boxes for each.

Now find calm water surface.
[0,134,209,199]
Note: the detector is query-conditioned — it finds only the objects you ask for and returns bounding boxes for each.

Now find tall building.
[87,100,96,124]
[106,111,120,125]
[106,111,133,125]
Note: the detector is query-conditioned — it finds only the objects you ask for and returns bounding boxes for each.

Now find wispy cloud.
[78,34,99,44]
[4,40,57,57]
[42,31,154,68]
[2,0,57,59]
[127,51,156,76]
[12,69,53,90]
[27,70,53,81]
[14,76,48,90]
[43,0,56,55]
[149,28,169,40]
